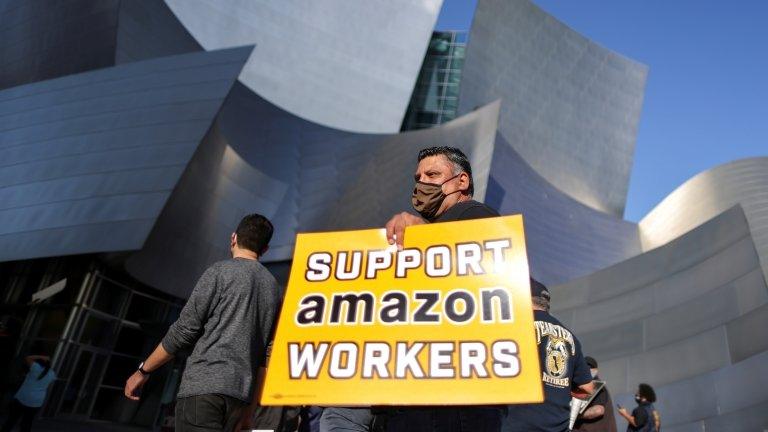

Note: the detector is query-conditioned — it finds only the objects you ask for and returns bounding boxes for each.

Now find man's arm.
[581,403,605,420]
[571,342,594,395]
[577,381,595,395]
[161,268,218,355]
[385,212,426,249]
[581,383,607,419]
[123,267,218,401]
[124,344,174,400]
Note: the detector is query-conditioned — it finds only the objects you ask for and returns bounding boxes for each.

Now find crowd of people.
[120,146,660,432]
[2,147,660,432]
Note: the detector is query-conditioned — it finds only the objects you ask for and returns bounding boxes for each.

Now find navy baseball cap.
[530,277,550,299]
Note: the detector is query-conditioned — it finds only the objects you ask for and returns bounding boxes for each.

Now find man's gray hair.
[417,146,474,196]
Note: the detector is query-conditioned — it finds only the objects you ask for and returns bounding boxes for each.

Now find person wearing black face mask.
[618,384,660,432]
[385,146,499,250]
[369,147,500,432]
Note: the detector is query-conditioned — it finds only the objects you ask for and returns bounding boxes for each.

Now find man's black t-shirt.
[385,200,501,432]
[433,200,499,222]
[505,310,592,431]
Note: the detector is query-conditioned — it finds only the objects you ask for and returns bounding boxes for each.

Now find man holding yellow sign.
[262,147,543,432]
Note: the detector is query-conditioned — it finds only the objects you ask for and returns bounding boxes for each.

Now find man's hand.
[124,370,149,401]
[385,212,426,249]
[124,343,174,401]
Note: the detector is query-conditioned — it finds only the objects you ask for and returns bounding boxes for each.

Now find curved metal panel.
[125,85,499,297]
[0,0,120,90]
[164,0,443,133]
[485,137,641,285]
[459,0,648,216]
[115,0,202,64]
[640,157,768,280]
[549,206,768,430]
[0,47,251,261]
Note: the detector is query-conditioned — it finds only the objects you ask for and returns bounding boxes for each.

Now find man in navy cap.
[503,279,595,432]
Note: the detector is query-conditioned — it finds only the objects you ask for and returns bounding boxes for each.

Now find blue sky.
[436,0,768,221]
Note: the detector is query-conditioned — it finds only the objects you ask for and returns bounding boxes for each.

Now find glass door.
[54,346,107,420]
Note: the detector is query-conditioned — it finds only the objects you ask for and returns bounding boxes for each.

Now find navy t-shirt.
[505,310,592,431]
[627,403,655,432]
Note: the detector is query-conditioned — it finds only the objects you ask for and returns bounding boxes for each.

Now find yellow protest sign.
[261,215,543,406]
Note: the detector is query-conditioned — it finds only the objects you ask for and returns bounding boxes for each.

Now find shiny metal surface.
[485,139,641,284]
[2,4,766,429]
[164,0,443,133]
[115,0,201,64]
[459,0,648,216]
[125,87,500,297]
[0,0,120,90]
[640,157,768,280]
[550,206,768,430]
[0,47,250,261]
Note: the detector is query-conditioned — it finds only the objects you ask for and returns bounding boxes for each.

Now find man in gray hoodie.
[124,214,282,432]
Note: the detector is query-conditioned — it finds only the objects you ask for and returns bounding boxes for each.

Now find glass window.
[444,85,460,98]
[75,353,107,415]
[91,387,137,422]
[79,314,117,349]
[415,112,438,124]
[125,293,167,324]
[43,379,67,417]
[90,278,129,316]
[442,98,459,112]
[101,355,139,387]
[28,308,69,340]
[114,325,153,357]
[59,350,92,414]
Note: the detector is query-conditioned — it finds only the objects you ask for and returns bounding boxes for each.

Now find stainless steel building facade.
[0,0,766,430]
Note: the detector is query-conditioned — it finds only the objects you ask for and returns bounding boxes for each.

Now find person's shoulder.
[210,258,263,273]
[449,200,500,221]
[228,259,280,287]
[460,200,499,216]
[544,312,574,333]
[29,362,42,372]
[205,259,236,272]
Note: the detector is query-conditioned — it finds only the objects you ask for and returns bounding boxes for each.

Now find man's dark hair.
[417,146,474,196]
[532,295,550,312]
[530,277,551,311]
[235,213,273,255]
[585,356,598,368]
[638,383,657,403]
